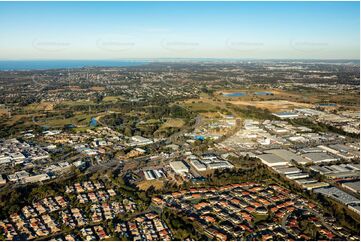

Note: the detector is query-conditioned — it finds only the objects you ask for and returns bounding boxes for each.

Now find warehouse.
[314,186,359,205]
[299,147,325,154]
[264,149,309,165]
[144,169,165,180]
[0,175,6,185]
[170,161,189,174]
[190,159,207,171]
[302,182,330,191]
[207,161,234,170]
[346,163,360,171]
[257,153,289,167]
[294,178,319,184]
[309,165,333,175]
[22,173,50,183]
[273,166,302,175]
[329,165,349,172]
[272,111,299,119]
[341,181,360,194]
[286,172,309,180]
[303,152,339,164]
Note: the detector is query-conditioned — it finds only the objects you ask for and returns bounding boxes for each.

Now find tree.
[124,126,132,137]
[64,111,74,119]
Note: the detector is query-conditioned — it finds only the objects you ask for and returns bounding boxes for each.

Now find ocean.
[0,60,147,71]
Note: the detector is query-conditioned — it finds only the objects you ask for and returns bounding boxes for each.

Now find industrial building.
[189,159,207,171]
[263,149,309,165]
[341,181,360,194]
[285,172,309,180]
[258,153,289,167]
[301,182,330,191]
[206,161,234,170]
[303,152,339,164]
[170,161,189,174]
[144,169,165,180]
[272,111,299,119]
[314,187,360,208]
[273,166,302,175]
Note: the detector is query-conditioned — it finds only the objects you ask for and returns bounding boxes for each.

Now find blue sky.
[0,1,359,60]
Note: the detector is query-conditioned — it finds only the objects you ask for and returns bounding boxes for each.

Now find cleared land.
[36,113,94,127]
[137,180,164,191]
[227,100,312,112]
[160,118,185,129]
[24,102,54,111]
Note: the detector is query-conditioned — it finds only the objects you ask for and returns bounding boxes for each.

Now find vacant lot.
[228,100,312,112]
[160,118,185,129]
[137,179,164,191]
[24,102,54,112]
[102,96,123,102]
[183,100,219,112]
[90,86,106,91]
[0,108,9,116]
[36,113,94,127]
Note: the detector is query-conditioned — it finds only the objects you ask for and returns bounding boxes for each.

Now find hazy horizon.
[0,1,359,60]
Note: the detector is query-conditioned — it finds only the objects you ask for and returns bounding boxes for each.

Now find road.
[281,207,340,237]
[169,114,202,144]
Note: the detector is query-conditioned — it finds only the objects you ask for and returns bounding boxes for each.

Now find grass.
[137,179,164,191]
[199,112,223,119]
[90,86,105,91]
[0,108,9,115]
[103,96,123,102]
[227,99,312,112]
[73,127,91,132]
[37,113,94,127]
[160,118,185,129]
[252,213,269,223]
[216,87,360,110]
[59,99,95,106]
[183,100,219,112]
[24,102,54,112]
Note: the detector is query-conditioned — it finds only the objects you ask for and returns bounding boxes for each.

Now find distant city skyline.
[0,1,359,60]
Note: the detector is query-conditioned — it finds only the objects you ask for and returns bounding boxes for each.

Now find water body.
[319,103,336,107]
[223,92,246,97]
[255,91,273,96]
[0,60,147,71]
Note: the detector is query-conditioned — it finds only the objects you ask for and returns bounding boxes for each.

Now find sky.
[0,1,359,60]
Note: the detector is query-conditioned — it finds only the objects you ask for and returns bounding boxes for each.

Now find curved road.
[281,207,340,237]
[169,115,202,144]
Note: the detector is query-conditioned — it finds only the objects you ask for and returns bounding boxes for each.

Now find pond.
[255,91,273,96]
[223,92,246,97]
